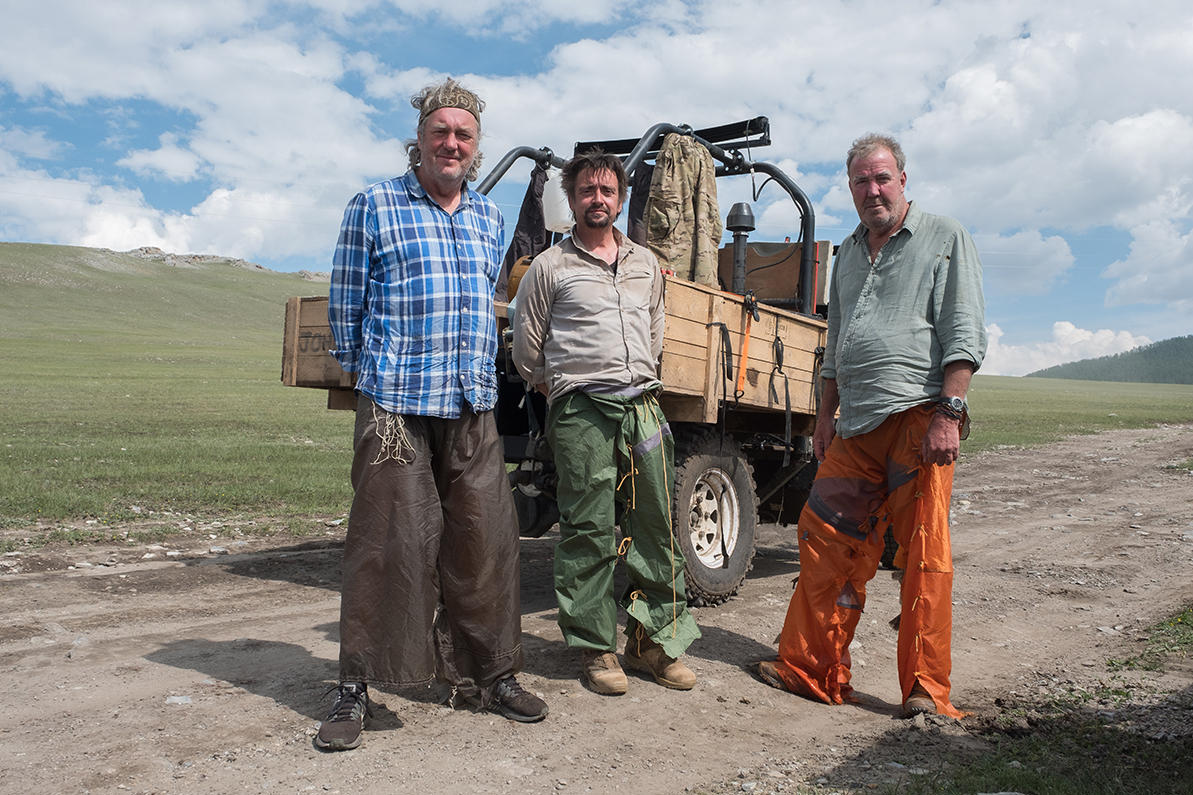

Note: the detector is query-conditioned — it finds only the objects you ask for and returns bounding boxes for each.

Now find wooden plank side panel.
[658,356,705,396]
[734,312,823,413]
[661,278,718,422]
[282,279,825,423]
[297,295,330,325]
[664,314,714,348]
[282,295,353,389]
[281,296,300,386]
[658,393,707,423]
[695,295,825,415]
[659,276,826,422]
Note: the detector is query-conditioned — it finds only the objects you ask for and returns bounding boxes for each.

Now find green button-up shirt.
[823,202,987,438]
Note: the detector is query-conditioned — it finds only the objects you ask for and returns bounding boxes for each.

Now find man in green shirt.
[759,134,986,719]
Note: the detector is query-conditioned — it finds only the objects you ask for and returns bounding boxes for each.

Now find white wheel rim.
[687,467,740,568]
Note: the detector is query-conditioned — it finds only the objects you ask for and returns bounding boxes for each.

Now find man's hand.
[921,412,961,466]
[812,415,836,462]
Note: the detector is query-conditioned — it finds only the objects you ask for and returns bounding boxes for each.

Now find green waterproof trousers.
[546,391,701,659]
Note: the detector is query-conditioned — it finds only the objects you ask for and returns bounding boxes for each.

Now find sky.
[1,0,1191,376]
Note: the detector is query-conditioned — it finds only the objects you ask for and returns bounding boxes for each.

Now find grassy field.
[3,241,1193,530]
[0,243,354,529]
[965,375,1193,452]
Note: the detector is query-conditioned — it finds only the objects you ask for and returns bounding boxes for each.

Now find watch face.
[940,396,966,411]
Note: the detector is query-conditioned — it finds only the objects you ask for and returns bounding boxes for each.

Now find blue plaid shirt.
[328,170,505,418]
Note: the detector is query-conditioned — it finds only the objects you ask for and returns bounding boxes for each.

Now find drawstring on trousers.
[370,404,415,465]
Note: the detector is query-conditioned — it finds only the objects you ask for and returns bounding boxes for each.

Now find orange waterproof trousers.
[770,405,963,718]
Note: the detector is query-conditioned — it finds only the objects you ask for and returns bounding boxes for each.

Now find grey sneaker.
[489,676,548,723]
[315,682,371,751]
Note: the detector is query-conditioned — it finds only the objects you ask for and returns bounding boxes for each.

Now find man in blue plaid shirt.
[317,77,548,752]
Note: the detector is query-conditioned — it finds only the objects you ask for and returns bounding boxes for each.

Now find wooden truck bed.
[657,276,825,426]
[281,277,827,423]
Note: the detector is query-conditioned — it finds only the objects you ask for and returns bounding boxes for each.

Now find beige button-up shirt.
[512,227,664,402]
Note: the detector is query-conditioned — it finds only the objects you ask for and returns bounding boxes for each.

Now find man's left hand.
[921,412,961,466]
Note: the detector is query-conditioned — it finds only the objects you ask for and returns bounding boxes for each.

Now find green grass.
[0,243,354,527]
[3,242,1193,531]
[1108,605,1193,671]
[965,375,1193,453]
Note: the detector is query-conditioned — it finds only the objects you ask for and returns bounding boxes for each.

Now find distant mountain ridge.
[0,241,329,344]
[1027,335,1193,384]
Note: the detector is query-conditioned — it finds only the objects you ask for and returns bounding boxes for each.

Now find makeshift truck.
[282,117,830,605]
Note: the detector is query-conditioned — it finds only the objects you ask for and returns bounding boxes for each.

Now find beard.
[582,206,618,229]
[862,197,907,234]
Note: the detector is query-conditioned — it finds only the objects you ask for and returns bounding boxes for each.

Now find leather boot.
[624,632,696,690]
[582,650,628,695]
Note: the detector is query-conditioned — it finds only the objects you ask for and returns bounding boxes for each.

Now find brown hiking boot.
[624,634,696,690]
[903,681,936,717]
[582,651,628,695]
[755,660,788,692]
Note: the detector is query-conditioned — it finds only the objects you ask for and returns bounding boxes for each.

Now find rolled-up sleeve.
[328,192,373,373]
[934,228,988,372]
[511,254,551,387]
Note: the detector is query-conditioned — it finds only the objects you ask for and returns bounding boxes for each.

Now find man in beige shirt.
[513,150,700,696]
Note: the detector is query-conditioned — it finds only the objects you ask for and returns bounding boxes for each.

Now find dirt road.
[2,424,1191,794]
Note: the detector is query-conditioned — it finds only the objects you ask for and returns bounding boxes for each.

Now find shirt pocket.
[618,266,655,308]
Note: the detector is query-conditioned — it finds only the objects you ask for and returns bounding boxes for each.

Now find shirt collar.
[567,225,634,262]
[402,169,474,210]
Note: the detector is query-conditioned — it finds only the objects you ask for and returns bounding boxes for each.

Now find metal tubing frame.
[475,146,565,195]
[744,161,817,316]
[475,123,818,316]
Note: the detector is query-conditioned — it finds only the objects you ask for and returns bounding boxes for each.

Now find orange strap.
[734,292,759,399]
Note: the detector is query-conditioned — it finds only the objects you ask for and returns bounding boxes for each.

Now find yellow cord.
[617,450,639,509]
[643,393,678,638]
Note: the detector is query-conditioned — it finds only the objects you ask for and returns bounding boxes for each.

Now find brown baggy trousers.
[337,395,523,700]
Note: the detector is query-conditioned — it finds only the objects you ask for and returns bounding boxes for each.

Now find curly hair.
[405,77,485,182]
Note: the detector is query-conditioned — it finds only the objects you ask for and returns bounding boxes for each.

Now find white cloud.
[0,0,262,101]
[0,126,65,160]
[118,133,202,181]
[974,230,1075,296]
[1103,216,1193,311]
[982,321,1151,377]
[0,166,174,250]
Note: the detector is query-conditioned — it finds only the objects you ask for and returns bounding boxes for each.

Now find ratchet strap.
[768,336,792,467]
[734,291,759,401]
[706,320,734,449]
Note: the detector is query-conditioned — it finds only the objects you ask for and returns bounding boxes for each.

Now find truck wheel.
[672,432,758,606]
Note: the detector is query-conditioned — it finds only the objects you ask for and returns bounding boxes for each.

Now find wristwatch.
[936,396,967,414]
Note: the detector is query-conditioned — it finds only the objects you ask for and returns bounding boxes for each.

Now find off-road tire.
[672,430,759,606]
